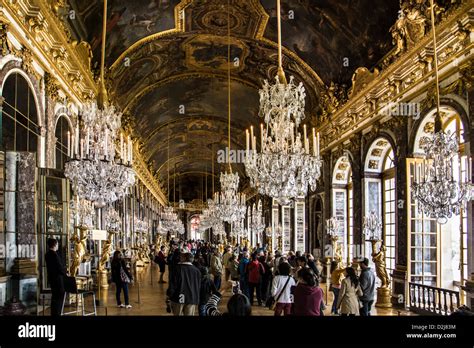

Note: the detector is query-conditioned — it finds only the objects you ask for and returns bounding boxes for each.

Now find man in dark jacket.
[167,252,201,316]
[45,238,66,316]
[359,258,376,316]
[166,244,179,283]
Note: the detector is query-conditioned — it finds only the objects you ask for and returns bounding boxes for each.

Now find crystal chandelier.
[70,196,95,228]
[250,204,266,236]
[134,217,149,234]
[105,206,122,232]
[232,219,248,239]
[64,1,135,208]
[411,0,473,224]
[160,206,180,233]
[412,132,472,224]
[215,7,247,223]
[64,102,135,207]
[200,198,221,230]
[214,172,246,223]
[244,0,322,206]
[326,217,340,238]
[363,211,382,241]
[213,221,226,240]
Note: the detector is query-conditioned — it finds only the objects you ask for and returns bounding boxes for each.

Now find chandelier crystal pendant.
[244,0,322,206]
[214,172,247,223]
[64,0,135,208]
[410,0,473,224]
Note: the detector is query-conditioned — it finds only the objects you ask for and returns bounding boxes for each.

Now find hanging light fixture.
[411,0,473,224]
[159,124,184,234]
[244,0,322,206]
[215,0,247,223]
[362,211,382,241]
[250,203,266,236]
[70,196,96,228]
[105,206,122,232]
[65,0,135,208]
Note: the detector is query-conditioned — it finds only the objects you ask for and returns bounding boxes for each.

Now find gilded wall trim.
[318,3,474,152]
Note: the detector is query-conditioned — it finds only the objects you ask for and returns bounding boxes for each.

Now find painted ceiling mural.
[65,0,401,201]
[260,0,400,83]
[67,0,181,69]
[129,76,257,198]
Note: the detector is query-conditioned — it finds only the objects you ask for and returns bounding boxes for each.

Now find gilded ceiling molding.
[318,3,473,152]
[2,0,168,207]
[1,0,97,102]
[133,148,168,206]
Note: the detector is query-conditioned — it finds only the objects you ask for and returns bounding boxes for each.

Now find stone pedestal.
[375,287,392,308]
[461,275,474,309]
[99,270,109,289]
[391,265,407,308]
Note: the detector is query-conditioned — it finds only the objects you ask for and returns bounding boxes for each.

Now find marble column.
[463,86,474,308]
[392,118,409,307]
[349,136,363,248]
[322,153,332,258]
[5,152,17,273]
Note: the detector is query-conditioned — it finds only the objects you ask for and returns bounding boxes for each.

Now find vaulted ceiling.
[65,0,399,202]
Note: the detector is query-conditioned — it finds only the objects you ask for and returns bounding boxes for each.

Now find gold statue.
[98,231,115,271]
[371,240,390,288]
[390,0,428,55]
[334,242,343,263]
[244,238,250,250]
[70,227,88,276]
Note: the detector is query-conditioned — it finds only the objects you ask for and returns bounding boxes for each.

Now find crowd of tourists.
[144,239,377,317]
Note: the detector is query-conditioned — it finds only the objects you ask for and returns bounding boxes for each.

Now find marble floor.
[83,263,413,316]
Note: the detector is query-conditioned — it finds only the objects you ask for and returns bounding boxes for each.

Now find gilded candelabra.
[98,230,117,289]
[326,217,341,261]
[363,212,392,308]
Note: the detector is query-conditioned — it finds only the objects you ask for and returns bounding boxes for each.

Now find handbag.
[120,265,130,283]
[267,276,292,310]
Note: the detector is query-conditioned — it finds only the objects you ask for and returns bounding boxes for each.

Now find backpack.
[247,261,264,283]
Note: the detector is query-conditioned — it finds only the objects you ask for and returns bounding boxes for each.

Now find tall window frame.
[1,72,40,153]
[332,156,352,264]
[54,115,72,170]
[364,138,396,273]
[382,149,396,275]
[409,107,468,292]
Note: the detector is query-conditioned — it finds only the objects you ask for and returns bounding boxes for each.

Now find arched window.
[364,138,396,276]
[408,106,467,289]
[332,155,353,264]
[55,115,71,170]
[1,72,39,152]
